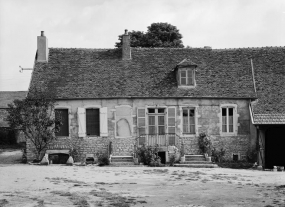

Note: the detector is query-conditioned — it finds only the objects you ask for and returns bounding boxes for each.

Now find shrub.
[211,147,226,162]
[97,153,110,166]
[135,144,160,166]
[198,132,212,155]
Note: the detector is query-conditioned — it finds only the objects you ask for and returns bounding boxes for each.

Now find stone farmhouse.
[27,31,285,169]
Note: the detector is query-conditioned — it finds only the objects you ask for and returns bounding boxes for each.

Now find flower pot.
[206,156,211,162]
[133,158,139,165]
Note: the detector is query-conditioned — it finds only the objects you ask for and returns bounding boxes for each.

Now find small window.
[182,108,195,134]
[180,68,194,86]
[222,107,234,133]
[55,109,69,136]
[232,153,239,161]
[86,109,100,136]
[148,108,155,113]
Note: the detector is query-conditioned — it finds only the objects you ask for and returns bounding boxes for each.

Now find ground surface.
[0,150,285,207]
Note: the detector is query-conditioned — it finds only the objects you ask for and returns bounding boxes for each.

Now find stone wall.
[26,98,255,162]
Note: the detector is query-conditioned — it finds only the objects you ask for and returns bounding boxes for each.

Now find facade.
[27,31,285,168]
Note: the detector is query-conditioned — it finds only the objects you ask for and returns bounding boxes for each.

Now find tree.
[115,22,184,48]
[6,89,61,161]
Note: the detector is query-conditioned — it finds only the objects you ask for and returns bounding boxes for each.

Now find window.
[180,68,194,86]
[86,109,100,136]
[182,108,195,134]
[148,108,165,135]
[55,109,69,136]
[222,107,234,133]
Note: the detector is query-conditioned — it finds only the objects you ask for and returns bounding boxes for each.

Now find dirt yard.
[0,151,285,207]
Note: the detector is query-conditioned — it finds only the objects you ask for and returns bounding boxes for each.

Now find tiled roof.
[253,114,285,125]
[0,91,27,108]
[29,47,257,99]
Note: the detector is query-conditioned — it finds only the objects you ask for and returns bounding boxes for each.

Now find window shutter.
[137,108,146,135]
[77,107,86,137]
[100,107,108,137]
[167,107,176,134]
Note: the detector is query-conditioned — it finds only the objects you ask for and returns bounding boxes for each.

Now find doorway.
[158,151,166,164]
[265,126,285,168]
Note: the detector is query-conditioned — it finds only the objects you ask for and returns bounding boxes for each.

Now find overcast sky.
[0,0,284,91]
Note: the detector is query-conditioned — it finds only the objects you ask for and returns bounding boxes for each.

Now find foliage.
[6,89,61,160]
[246,149,258,163]
[115,22,184,48]
[198,132,212,155]
[211,147,226,163]
[96,153,110,166]
[66,138,83,162]
[169,154,176,166]
[135,144,161,166]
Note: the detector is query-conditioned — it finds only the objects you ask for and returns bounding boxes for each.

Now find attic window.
[180,68,194,86]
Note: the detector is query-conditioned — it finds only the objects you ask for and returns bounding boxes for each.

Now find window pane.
[187,70,193,85]
[229,125,234,132]
[149,126,155,134]
[158,126,165,135]
[183,125,189,133]
[190,109,195,124]
[181,77,186,85]
[190,125,195,134]
[181,70,186,77]
[229,108,233,116]
[86,109,100,136]
[55,109,68,136]
[222,108,227,116]
[158,116,164,125]
[222,125,227,132]
[149,116,155,125]
[157,108,165,113]
[229,116,233,125]
[222,116,227,125]
[148,108,155,113]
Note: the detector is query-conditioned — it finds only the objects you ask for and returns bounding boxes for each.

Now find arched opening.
[265,126,285,169]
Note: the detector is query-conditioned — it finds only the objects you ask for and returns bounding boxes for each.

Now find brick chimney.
[122,29,131,60]
[37,31,48,62]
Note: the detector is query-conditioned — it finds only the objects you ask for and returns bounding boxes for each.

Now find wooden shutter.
[137,108,146,135]
[167,107,176,134]
[77,107,86,137]
[100,107,108,137]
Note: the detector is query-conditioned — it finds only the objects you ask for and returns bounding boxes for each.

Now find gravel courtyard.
[0,150,285,207]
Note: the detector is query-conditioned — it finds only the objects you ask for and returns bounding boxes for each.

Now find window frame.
[182,107,196,134]
[147,108,166,135]
[179,68,195,87]
[220,104,238,136]
[179,105,199,137]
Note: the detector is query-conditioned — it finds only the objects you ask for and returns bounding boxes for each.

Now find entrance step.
[110,156,134,163]
[174,163,218,168]
[185,155,206,161]
[182,161,213,164]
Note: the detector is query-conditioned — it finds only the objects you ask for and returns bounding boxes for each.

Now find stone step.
[111,156,133,163]
[110,162,138,166]
[185,155,206,161]
[182,161,212,164]
[174,163,219,168]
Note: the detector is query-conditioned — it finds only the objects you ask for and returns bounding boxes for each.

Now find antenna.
[19,66,33,73]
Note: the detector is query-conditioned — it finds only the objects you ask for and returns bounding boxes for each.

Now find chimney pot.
[41,31,45,36]
[125,29,128,35]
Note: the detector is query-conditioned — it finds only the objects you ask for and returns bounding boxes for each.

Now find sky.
[0,0,284,91]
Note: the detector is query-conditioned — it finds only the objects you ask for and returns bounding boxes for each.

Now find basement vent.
[232,153,240,161]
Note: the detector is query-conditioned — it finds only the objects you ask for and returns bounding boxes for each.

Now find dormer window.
[176,59,197,87]
[180,68,194,86]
